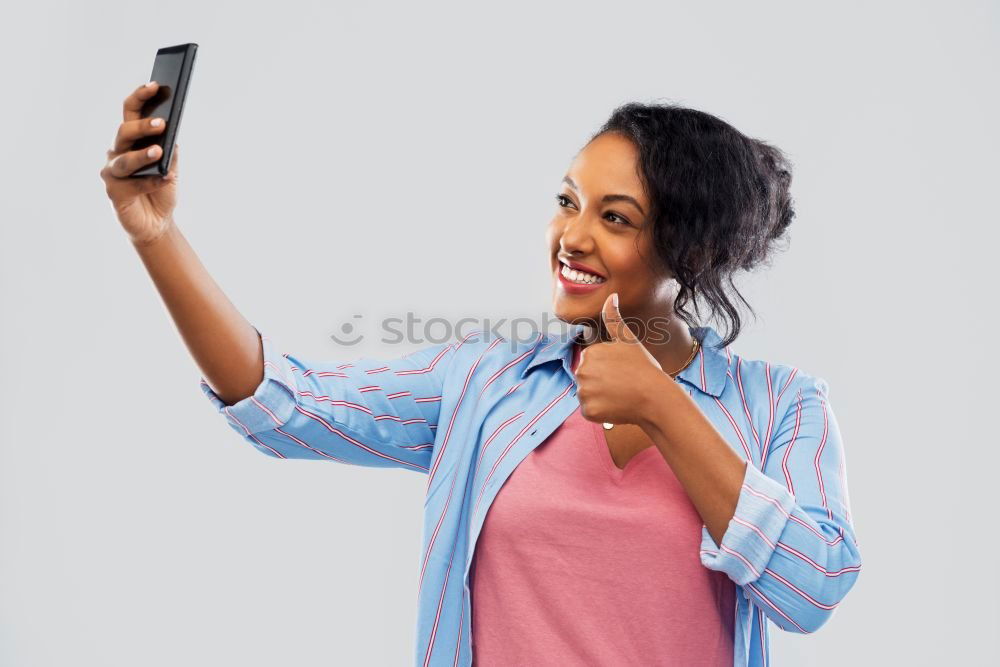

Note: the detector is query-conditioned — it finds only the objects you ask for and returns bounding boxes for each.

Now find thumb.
[601,292,637,343]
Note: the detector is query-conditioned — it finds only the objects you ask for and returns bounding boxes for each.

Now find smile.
[559,262,606,284]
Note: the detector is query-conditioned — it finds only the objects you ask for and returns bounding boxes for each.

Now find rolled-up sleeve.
[699,374,862,634]
[200,329,299,436]
[200,327,474,472]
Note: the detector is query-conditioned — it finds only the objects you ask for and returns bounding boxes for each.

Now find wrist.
[636,372,682,434]
[131,216,177,249]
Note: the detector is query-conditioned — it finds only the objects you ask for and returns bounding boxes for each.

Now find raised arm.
[101,81,483,472]
[100,81,262,406]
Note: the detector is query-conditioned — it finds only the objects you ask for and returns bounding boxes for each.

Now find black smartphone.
[130,43,198,177]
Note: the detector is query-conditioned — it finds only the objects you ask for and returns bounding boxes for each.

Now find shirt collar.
[674,325,730,398]
[520,323,730,398]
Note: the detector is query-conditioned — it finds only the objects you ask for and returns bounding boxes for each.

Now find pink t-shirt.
[470,342,735,665]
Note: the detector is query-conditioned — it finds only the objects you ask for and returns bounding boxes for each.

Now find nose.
[557,215,596,257]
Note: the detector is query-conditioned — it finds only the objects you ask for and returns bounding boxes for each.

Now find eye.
[605,212,631,226]
[555,194,631,227]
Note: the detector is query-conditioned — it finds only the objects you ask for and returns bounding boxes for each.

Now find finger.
[132,172,175,195]
[123,80,160,122]
[113,115,167,154]
[101,165,173,198]
[102,143,163,179]
[601,292,638,343]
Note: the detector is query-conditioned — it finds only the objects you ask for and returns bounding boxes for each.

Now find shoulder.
[726,348,831,411]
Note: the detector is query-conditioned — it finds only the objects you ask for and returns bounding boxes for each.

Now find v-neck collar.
[564,334,662,482]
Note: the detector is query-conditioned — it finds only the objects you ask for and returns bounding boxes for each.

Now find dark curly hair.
[589,101,795,348]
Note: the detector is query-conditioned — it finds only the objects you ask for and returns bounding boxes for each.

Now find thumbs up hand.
[575,292,673,427]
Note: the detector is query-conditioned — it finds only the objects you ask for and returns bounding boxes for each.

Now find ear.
[601,292,638,343]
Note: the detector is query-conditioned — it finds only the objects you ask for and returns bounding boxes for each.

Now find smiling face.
[547,132,677,342]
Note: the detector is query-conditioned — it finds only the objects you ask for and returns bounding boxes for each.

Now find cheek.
[604,245,640,279]
[606,247,662,297]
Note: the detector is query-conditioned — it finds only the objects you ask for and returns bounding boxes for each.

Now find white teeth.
[560,263,606,284]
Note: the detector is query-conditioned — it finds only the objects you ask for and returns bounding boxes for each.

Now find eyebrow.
[562,176,645,216]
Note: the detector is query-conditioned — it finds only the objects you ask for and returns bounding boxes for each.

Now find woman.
[101,82,861,666]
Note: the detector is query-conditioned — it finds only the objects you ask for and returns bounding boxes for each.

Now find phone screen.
[131,43,197,177]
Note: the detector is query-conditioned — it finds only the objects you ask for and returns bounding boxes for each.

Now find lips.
[557,258,607,279]
[555,261,606,296]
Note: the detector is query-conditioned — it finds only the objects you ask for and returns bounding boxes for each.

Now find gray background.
[2,1,996,665]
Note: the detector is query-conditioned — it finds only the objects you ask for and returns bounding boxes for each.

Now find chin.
[551,301,595,329]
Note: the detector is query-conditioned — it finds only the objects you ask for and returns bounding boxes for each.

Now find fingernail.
[146,81,156,87]
[612,293,618,307]
[147,146,158,158]
[150,118,163,127]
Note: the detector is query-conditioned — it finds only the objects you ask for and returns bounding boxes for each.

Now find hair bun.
[755,141,796,242]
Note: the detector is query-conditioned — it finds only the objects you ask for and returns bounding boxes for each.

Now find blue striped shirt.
[199,323,862,666]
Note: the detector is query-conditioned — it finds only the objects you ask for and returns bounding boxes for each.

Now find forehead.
[567,133,645,200]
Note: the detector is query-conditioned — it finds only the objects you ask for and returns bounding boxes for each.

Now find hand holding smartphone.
[130,43,198,177]
[100,43,198,246]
